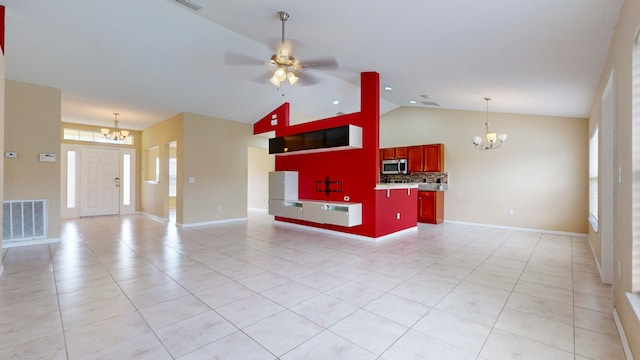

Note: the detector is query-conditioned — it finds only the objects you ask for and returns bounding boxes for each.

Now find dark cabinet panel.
[269,125,360,155]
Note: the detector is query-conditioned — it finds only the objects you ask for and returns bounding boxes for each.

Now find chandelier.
[472,97,507,150]
[101,112,129,141]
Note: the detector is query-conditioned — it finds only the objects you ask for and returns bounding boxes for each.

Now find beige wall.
[181,113,266,225]
[588,0,640,355]
[140,113,183,221]
[4,80,61,239]
[381,106,588,233]
[247,146,274,210]
[140,112,268,225]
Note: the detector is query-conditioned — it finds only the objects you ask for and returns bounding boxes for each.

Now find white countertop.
[374,183,420,190]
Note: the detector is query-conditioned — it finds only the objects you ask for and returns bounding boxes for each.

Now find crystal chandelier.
[101,112,129,141]
[472,97,507,150]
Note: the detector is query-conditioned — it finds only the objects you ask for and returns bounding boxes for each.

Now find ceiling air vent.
[420,101,440,107]
[176,0,203,11]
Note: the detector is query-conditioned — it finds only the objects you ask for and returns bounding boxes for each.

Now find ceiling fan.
[224,11,338,87]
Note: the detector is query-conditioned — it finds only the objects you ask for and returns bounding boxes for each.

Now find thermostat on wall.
[39,153,56,162]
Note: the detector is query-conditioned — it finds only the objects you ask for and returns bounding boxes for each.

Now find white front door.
[80,148,120,216]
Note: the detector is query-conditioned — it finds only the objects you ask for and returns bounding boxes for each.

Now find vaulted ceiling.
[0,0,624,130]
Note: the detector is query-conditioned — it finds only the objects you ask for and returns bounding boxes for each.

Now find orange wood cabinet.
[423,144,444,172]
[407,146,423,173]
[407,144,444,172]
[380,147,408,160]
[418,190,444,224]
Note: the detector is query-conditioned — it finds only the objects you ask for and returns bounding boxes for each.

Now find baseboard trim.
[273,220,417,242]
[178,217,247,228]
[139,212,168,222]
[443,220,587,237]
[2,237,61,249]
[613,307,635,360]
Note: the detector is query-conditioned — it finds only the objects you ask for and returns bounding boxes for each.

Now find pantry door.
[80,147,120,216]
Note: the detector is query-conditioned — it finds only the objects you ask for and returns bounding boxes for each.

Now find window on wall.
[145,146,160,183]
[589,126,599,233]
[632,36,640,292]
[66,150,76,209]
[123,154,131,206]
[64,128,134,145]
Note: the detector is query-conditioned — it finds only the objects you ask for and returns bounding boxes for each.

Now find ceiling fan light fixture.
[270,75,281,87]
[287,71,299,85]
[274,67,287,82]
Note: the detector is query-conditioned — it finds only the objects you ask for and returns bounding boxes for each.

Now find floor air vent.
[2,200,48,246]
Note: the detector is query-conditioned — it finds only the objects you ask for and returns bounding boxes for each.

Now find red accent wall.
[254,102,289,135]
[261,72,416,238]
[1,6,5,55]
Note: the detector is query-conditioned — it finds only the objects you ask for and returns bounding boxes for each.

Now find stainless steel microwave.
[382,159,408,174]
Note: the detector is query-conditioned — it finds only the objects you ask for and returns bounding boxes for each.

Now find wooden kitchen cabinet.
[381,147,408,160]
[423,144,444,172]
[418,190,444,224]
[407,144,444,172]
[407,146,424,173]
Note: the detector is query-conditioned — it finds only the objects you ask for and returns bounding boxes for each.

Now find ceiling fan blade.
[300,57,338,70]
[224,51,266,66]
[297,72,320,86]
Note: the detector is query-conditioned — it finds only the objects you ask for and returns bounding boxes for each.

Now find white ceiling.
[0,0,623,130]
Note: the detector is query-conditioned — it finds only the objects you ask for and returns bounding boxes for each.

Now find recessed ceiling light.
[332,100,340,105]
[409,100,417,104]
[384,86,393,91]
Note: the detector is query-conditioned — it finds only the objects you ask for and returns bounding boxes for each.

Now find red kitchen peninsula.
[254,72,417,240]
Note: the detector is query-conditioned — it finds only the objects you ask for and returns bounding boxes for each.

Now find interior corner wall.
[587,0,640,356]
[181,113,267,225]
[4,80,61,239]
[140,113,184,222]
[381,106,588,233]
[247,146,273,210]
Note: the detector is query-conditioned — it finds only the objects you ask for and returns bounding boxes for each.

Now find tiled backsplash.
[381,172,448,184]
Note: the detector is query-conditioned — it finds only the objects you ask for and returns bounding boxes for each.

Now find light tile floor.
[0,211,628,359]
